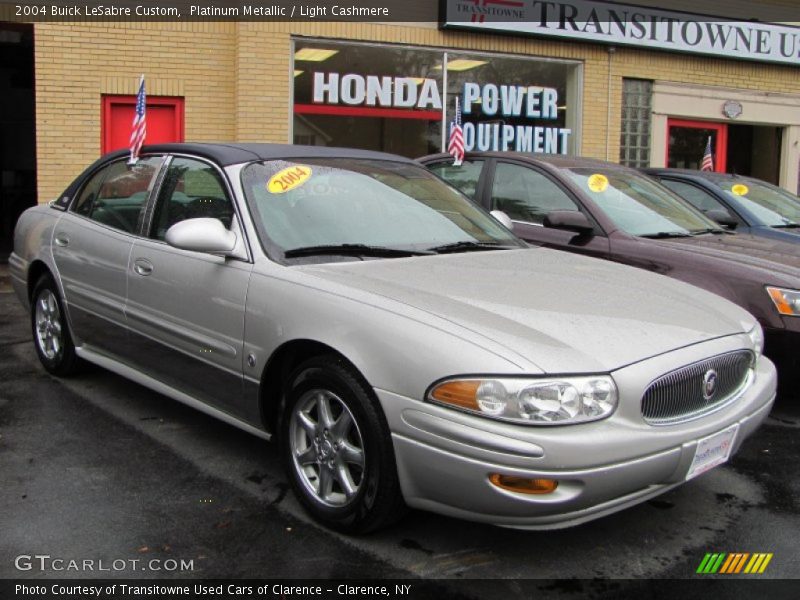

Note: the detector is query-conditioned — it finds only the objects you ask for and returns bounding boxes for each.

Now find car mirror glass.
[165,217,237,255]
[490,210,514,230]
[543,210,594,234]
[705,209,738,229]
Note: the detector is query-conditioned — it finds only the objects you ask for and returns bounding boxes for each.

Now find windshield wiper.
[639,231,692,239]
[284,244,432,259]
[773,223,800,229]
[689,227,727,235]
[427,241,518,254]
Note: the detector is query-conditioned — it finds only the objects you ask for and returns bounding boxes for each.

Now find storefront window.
[292,40,581,158]
[445,52,579,156]
[293,41,444,156]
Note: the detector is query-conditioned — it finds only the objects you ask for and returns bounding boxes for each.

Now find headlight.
[747,323,764,358]
[766,286,800,316]
[427,376,618,425]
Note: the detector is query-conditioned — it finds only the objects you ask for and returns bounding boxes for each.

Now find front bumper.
[379,335,776,529]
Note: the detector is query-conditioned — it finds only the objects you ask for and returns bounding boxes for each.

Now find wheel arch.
[27,260,54,301]
[259,339,367,435]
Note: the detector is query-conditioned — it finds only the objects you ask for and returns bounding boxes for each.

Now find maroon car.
[419,152,800,380]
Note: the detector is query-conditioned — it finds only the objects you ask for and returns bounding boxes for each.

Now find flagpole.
[129,74,146,166]
[441,52,448,152]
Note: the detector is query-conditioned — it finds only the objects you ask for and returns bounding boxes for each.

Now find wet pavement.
[1,265,798,597]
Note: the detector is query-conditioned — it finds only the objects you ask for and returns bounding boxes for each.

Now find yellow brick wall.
[35,21,237,201]
[34,20,800,202]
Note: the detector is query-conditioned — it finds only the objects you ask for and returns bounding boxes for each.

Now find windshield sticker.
[587,174,609,193]
[731,184,749,196]
[268,165,313,194]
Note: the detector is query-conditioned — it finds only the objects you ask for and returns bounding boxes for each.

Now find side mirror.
[705,209,738,230]
[543,210,594,234]
[165,218,237,255]
[490,210,514,229]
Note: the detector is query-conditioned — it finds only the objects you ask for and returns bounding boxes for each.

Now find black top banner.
[0,0,799,23]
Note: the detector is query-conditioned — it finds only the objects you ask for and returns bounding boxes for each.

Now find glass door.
[667,119,727,172]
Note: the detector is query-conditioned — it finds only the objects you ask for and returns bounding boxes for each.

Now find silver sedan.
[11,144,775,533]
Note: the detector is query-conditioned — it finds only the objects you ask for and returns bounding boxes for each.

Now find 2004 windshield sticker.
[268,165,313,194]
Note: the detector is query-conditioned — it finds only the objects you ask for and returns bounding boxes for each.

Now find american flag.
[129,75,146,163]
[701,136,714,172]
[447,97,465,166]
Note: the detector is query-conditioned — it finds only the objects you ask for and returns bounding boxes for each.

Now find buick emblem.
[702,369,718,400]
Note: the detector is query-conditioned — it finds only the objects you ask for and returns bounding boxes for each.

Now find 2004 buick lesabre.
[11,143,776,533]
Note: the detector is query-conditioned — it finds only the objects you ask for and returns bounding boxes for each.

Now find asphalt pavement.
[1,264,798,598]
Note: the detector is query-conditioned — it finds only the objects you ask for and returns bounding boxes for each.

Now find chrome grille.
[642,351,754,425]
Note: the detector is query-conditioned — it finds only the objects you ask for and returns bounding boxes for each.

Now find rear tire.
[280,355,406,534]
[30,274,81,376]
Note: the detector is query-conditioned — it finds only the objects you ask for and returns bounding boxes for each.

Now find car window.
[151,157,234,241]
[240,158,522,260]
[491,162,580,224]
[660,179,729,213]
[427,160,485,199]
[565,168,717,236]
[714,179,800,226]
[71,157,162,234]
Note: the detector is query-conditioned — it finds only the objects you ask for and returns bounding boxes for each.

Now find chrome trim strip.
[65,283,126,313]
[75,346,270,441]
[124,304,238,359]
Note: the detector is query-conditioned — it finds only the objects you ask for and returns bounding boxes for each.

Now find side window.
[72,157,161,233]
[491,162,580,224]
[427,160,485,199]
[72,169,107,217]
[660,179,728,214]
[150,157,234,241]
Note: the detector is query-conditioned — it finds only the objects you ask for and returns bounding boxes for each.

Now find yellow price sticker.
[731,184,749,196]
[587,173,609,193]
[267,165,313,194]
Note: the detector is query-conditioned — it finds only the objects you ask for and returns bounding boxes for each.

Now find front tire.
[31,274,80,376]
[280,355,406,534]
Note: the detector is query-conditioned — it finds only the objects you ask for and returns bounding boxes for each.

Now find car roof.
[642,168,755,183]
[104,143,415,167]
[419,151,633,171]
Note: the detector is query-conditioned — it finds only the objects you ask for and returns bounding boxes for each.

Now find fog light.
[489,474,558,495]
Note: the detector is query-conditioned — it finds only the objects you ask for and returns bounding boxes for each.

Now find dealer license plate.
[686,424,739,481]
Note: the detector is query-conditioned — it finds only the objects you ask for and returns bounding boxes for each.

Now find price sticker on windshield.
[587,173,609,193]
[268,165,313,194]
[731,184,749,196]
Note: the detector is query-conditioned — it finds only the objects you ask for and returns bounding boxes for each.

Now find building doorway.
[667,118,782,184]
[0,23,35,261]
[667,119,727,172]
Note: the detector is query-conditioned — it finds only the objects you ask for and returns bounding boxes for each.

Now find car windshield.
[565,168,719,237]
[240,158,523,261]
[714,179,800,227]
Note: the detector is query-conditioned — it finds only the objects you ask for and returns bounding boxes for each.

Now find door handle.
[133,258,153,276]
[54,233,69,247]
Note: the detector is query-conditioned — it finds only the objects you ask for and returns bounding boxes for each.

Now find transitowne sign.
[441,0,800,66]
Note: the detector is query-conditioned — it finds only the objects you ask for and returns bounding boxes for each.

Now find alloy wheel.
[289,389,365,507]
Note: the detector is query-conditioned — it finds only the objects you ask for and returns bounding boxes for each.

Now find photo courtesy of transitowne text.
[1,0,799,599]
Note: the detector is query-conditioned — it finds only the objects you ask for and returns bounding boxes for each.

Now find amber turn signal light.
[429,380,480,410]
[489,474,558,495]
[767,287,796,316]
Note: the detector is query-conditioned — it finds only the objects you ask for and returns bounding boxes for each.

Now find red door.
[101,95,184,154]
[666,119,727,173]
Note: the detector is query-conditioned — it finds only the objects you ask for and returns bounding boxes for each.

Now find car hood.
[657,233,800,278]
[296,248,754,373]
